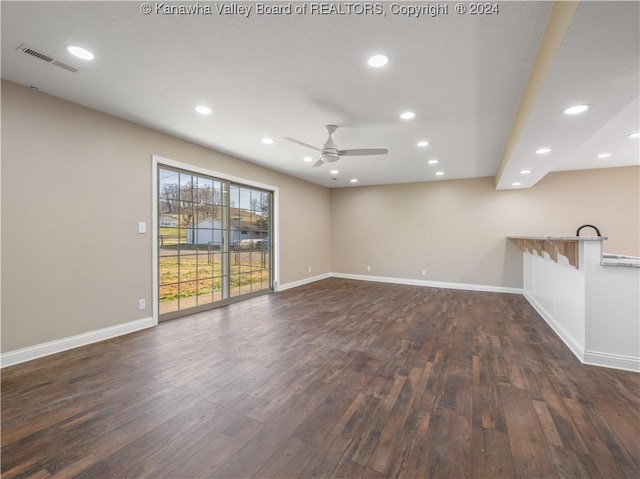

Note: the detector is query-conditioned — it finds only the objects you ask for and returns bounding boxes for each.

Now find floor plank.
[2,278,638,478]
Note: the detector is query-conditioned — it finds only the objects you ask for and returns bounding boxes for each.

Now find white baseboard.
[513,293,640,373]
[277,273,332,292]
[277,271,522,295]
[5,277,635,373]
[0,275,538,369]
[522,292,585,363]
[331,272,522,295]
[1,317,155,368]
[584,351,640,373]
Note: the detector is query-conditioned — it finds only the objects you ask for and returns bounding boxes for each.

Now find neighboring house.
[230,221,267,245]
[185,218,228,246]
[230,208,269,244]
[159,215,178,227]
[186,216,267,246]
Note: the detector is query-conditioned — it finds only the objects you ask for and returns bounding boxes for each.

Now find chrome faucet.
[576,224,601,237]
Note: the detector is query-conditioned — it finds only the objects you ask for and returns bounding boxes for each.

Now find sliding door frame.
[151,155,279,325]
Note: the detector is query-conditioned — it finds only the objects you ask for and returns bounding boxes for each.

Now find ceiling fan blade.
[339,148,388,156]
[284,137,322,152]
[312,159,324,168]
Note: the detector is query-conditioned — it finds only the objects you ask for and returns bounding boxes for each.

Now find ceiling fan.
[286,125,388,168]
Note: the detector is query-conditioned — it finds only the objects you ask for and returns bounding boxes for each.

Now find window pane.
[159,283,177,302]
[159,170,180,215]
[179,173,193,202]
[196,177,213,203]
[159,226,180,254]
[159,256,179,285]
[193,227,214,248]
[159,285,179,314]
[178,255,197,282]
[179,280,198,309]
[239,187,251,211]
[229,185,240,209]
[196,254,213,280]
[229,274,240,298]
[210,252,222,274]
[212,277,222,302]
[197,278,213,306]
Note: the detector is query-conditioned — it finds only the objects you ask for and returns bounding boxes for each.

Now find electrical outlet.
[367,265,371,271]
[308,266,312,273]
[138,298,146,310]
[422,269,427,276]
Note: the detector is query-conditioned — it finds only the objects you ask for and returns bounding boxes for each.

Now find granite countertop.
[508,236,638,268]
[601,254,640,268]
[508,236,607,241]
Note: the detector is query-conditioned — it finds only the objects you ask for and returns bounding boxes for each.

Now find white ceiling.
[1,1,638,189]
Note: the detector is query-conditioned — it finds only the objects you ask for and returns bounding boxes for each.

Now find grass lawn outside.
[158,247,270,314]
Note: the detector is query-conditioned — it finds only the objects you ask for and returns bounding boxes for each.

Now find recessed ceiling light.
[520,169,532,175]
[400,111,416,120]
[536,148,552,155]
[367,54,389,68]
[303,156,313,162]
[563,104,589,115]
[262,138,274,145]
[435,171,444,176]
[628,132,640,139]
[350,179,358,183]
[195,105,212,115]
[597,153,612,159]
[428,159,439,165]
[330,169,339,175]
[417,141,430,147]
[66,45,94,60]
[512,182,522,187]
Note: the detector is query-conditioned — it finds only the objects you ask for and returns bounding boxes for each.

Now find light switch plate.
[138,222,146,234]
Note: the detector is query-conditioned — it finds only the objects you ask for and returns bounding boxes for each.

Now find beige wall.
[2,78,638,354]
[1,80,332,352]
[331,167,639,287]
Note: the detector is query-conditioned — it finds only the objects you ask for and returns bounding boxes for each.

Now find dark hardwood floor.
[2,278,639,478]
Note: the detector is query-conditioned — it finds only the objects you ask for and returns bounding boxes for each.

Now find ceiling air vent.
[17,44,80,73]
[51,60,79,73]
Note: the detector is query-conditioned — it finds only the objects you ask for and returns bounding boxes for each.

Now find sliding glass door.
[158,166,272,320]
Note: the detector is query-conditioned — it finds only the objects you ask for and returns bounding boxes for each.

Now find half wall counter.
[508,235,639,372]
